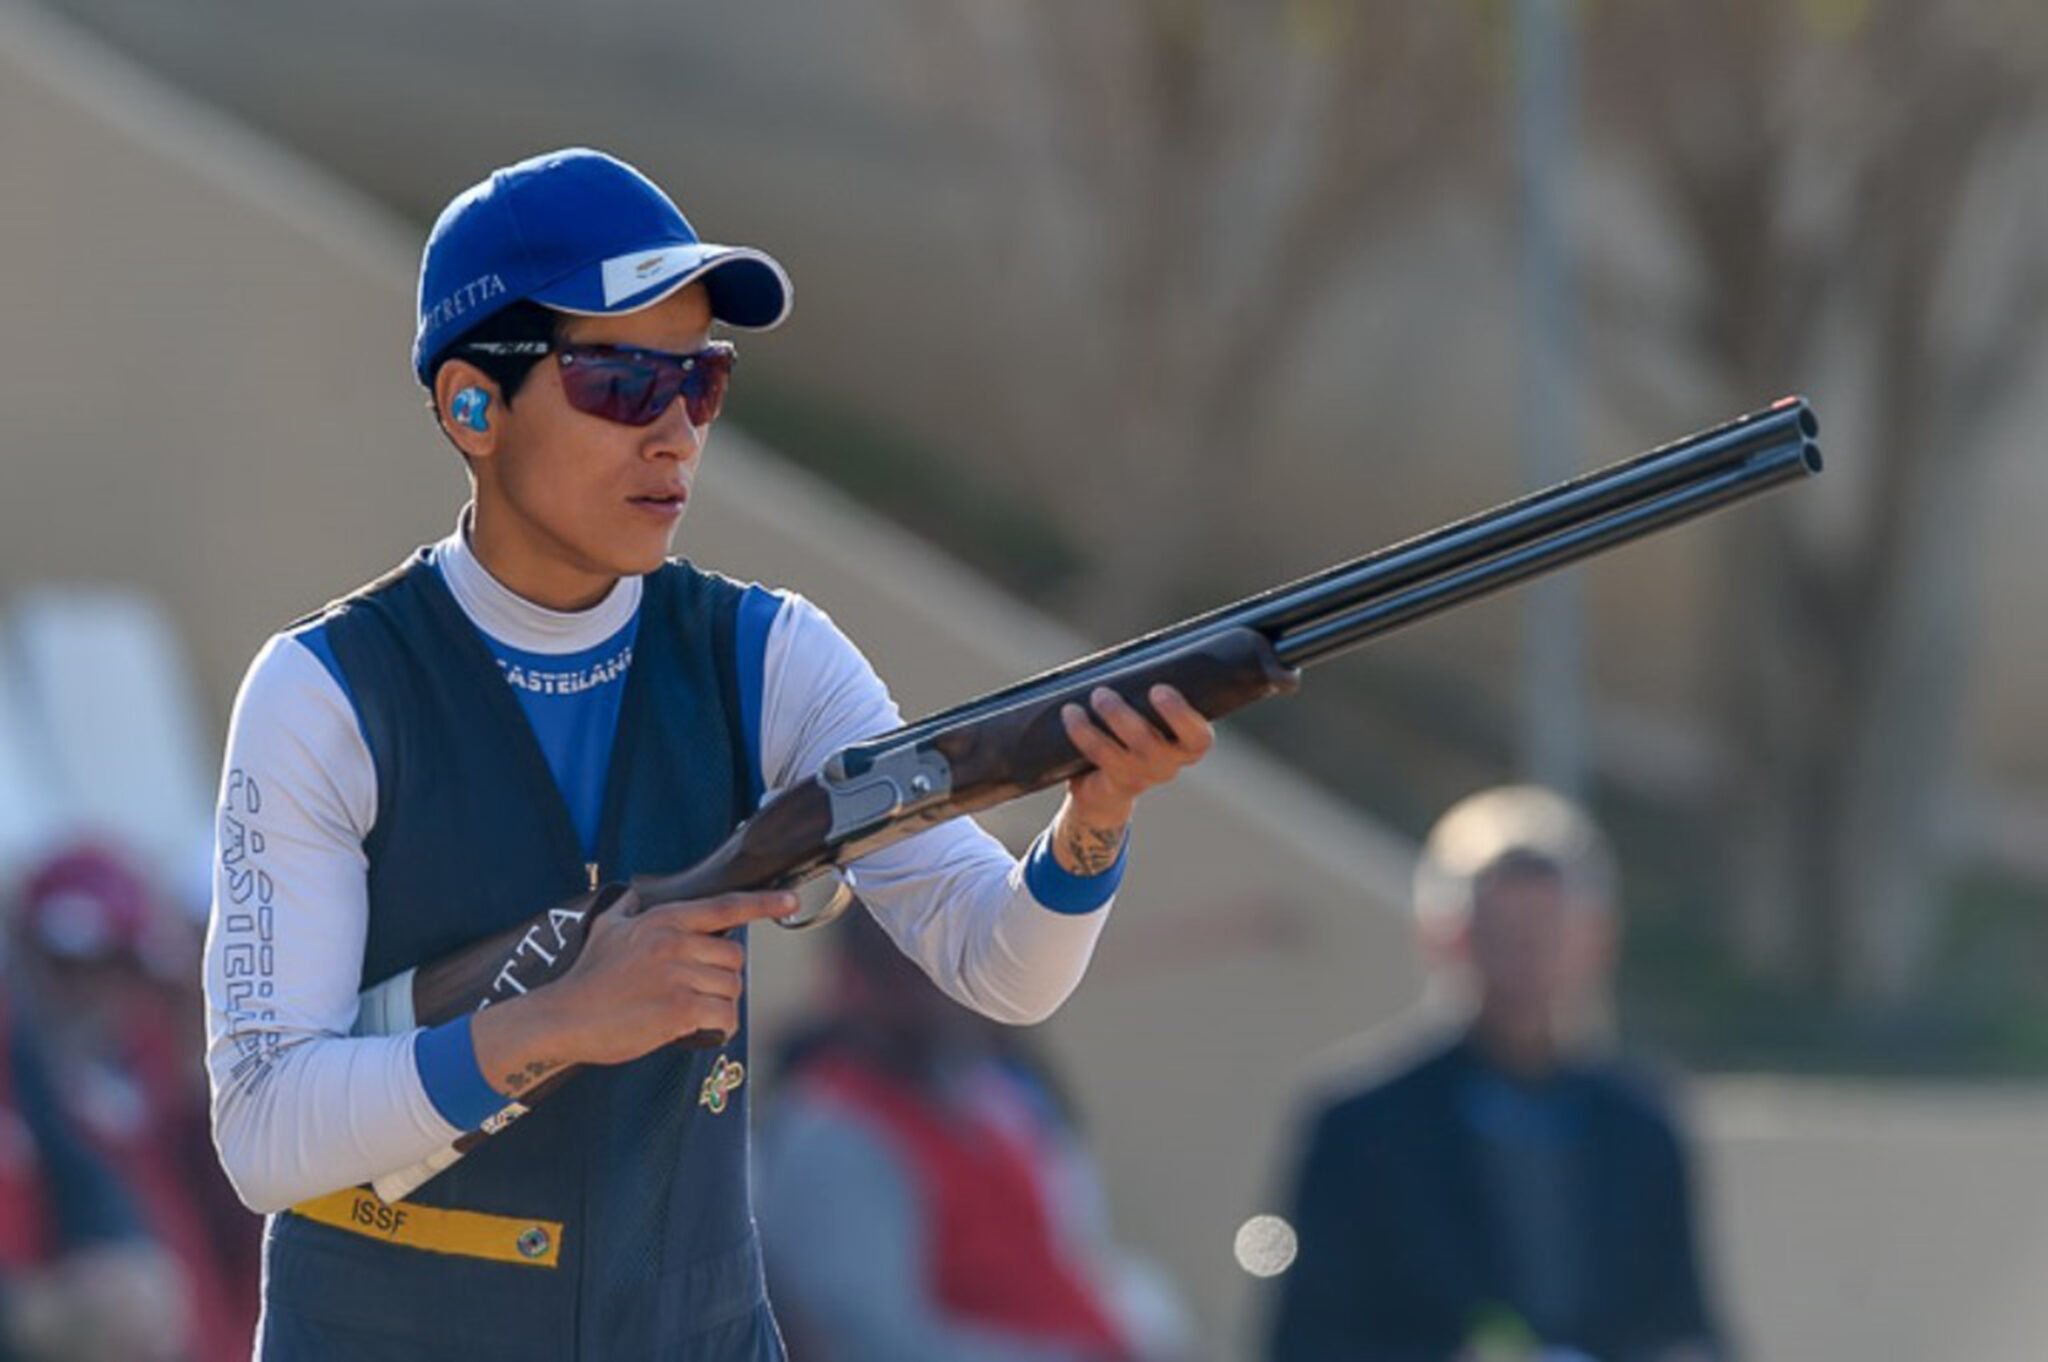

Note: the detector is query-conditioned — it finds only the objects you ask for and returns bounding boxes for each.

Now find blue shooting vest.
[259,554,782,1361]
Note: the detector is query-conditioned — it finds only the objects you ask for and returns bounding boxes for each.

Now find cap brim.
[531,242,792,330]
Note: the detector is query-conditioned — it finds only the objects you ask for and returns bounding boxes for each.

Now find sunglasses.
[461,339,737,427]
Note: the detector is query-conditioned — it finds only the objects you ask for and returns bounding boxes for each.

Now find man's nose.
[644,401,707,460]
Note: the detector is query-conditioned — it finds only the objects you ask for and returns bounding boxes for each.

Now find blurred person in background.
[0,881,188,1362]
[13,844,259,1361]
[1266,787,1722,1362]
[759,906,1192,1362]
[203,147,1212,1360]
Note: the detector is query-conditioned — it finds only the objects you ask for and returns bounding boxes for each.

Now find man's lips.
[628,488,689,515]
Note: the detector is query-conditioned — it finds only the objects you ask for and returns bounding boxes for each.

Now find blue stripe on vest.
[455,596,641,861]
[734,584,779,806]
[290,622,373,756]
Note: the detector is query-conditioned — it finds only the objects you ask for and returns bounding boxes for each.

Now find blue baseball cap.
[412,147,793,385]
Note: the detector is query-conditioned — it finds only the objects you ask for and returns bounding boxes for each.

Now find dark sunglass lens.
[563,355,663,425]
[560,345,734,426]
[682,358,732,426]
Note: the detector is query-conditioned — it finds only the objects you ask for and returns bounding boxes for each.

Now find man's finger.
[1062,702,1123,759]
[646,891,800,933]
[677,1001,741,1043]
[1090,686,1168,750]
[1149,685,1215,755]
[671,963,746,1002]
[655,932,746,973]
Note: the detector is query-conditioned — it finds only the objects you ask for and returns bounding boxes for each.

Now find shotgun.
[359,397,1821,1200]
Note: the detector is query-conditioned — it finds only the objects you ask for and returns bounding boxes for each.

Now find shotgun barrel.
[362,396,1822,1203]
[840,397,1818,769]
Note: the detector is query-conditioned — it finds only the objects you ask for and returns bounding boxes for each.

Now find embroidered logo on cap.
[601,248,696,306]
[421,273,507,335]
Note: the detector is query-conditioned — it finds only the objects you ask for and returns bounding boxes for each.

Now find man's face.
[471,284,718,608]
[1463,866,1610,1032]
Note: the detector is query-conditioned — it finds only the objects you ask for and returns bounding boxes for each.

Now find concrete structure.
[6,4,2048,1357]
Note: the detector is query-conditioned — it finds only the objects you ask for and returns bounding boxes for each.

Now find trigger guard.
[776,868,858,931]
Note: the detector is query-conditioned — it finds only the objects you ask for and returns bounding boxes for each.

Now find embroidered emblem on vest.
[699,1055,745,1114]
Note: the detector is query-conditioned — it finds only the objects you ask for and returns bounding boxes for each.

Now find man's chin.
[619,520,686,572]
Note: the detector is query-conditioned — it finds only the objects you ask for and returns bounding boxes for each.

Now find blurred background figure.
[0,915,184,1362]
[8,844,259,1362]
[758,906,1193,1362]
[1266,787,1720,1362]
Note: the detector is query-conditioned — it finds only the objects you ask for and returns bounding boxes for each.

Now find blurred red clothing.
[797,1052,1132,1359]
[0,1000,58,1269]
[61,989,259,1362]
[18,843,261,1362]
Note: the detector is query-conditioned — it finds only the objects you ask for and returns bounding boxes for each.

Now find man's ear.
[431,359,505,460]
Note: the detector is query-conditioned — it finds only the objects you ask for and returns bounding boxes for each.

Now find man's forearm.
[1050,794,1130,876]
[469,990,575,1099]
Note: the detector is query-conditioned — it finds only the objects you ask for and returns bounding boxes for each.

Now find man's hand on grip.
[471,889,797,1097]
[1053,684,1214,873]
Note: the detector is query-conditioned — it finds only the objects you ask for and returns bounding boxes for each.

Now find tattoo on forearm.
[1060,821,1125,876]
[500,1059,560,1095]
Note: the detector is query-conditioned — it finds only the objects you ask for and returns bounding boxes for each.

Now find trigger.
[776,868,858,931]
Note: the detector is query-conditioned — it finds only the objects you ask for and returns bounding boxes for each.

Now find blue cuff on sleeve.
[415,1014,509,1132]
[1022,826,1128,915]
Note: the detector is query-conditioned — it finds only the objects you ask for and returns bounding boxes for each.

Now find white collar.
[433,508,642,654]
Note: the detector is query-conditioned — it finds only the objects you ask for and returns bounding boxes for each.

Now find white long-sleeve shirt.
[204,526,1120,1213]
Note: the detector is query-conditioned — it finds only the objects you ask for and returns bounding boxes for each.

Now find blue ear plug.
[451,387,491,432]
